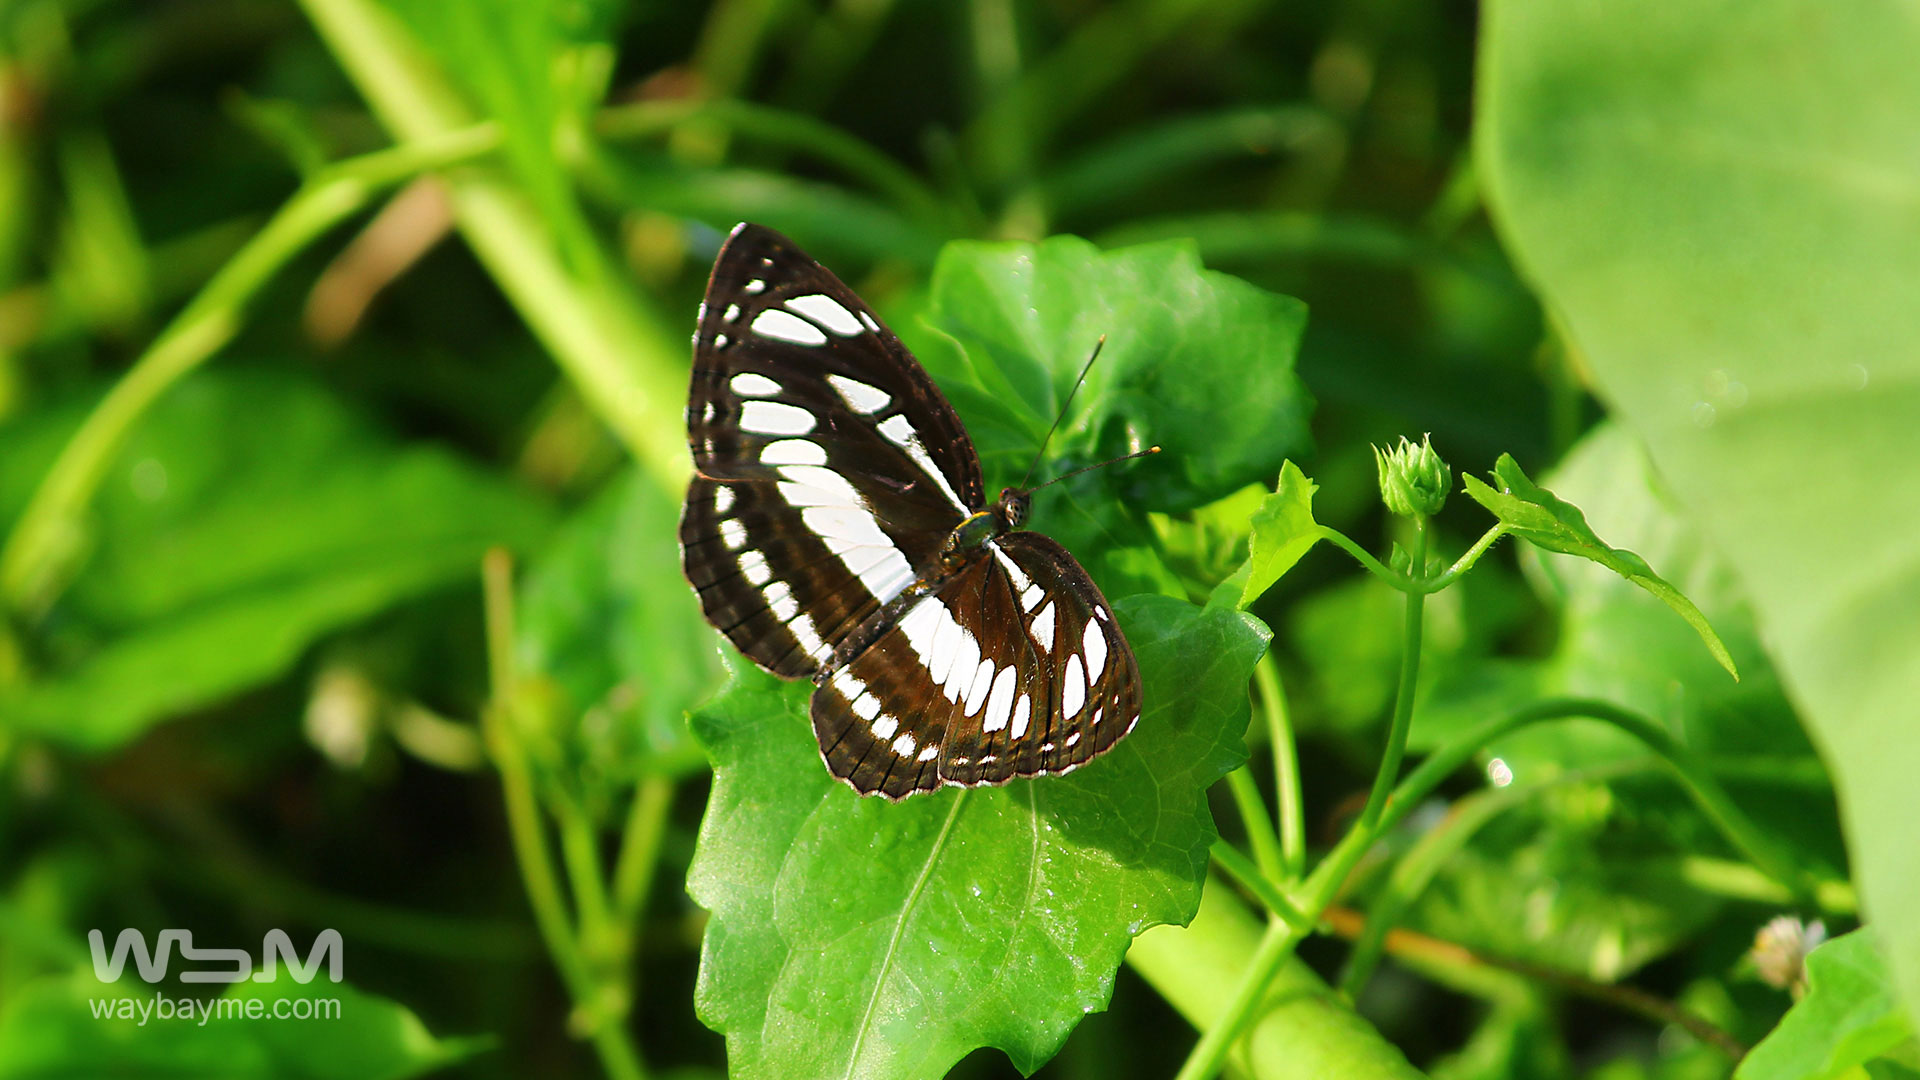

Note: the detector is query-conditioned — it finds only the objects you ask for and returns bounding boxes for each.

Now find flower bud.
[1374,435,1451,518]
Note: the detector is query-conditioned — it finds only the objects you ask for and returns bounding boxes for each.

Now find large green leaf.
[686,594,1269,1078]
[0,371,552,747]
[1739,929,1918,1080]
[1479,0,1920,1028]
[920,234,1312,512]
[0,972,484,1079]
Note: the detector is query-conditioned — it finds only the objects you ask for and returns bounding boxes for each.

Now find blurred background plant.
[1,0,1915,1078]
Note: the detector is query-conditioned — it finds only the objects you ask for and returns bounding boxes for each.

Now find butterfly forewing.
[681,222,1145,798]
[681,224,981,678]
[811,532,1141,798]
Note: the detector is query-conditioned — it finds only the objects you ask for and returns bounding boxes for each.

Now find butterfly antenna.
[1019,336,1107,490]
[1029,445,1161,493]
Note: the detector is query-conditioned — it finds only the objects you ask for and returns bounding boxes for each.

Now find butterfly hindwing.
[810,532,1141,799]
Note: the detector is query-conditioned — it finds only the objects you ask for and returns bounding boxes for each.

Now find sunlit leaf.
[1739,929,1917,1080]
[1481,0,1920,1028]
[1463,453,1735,677]
[687,595,1268,1078]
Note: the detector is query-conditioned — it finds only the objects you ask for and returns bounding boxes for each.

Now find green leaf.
[686,595,1269,1078]
[0,972,485,1079]
[514,469,723,788]
[922,234,1313,512]
[1463,453,1735,678]
[1417,426,1838,873]
[1739,929,1917,1080]
[0,371,553,747]
[1480,0,1920,1031]
[1232,460,1320,609]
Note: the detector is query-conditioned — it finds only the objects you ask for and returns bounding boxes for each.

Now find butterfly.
[679,223,1143,799]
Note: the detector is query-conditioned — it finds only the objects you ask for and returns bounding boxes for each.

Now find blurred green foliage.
[0,0,1910,1078]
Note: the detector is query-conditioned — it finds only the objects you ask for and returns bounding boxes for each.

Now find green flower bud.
[1373,435,1451,518]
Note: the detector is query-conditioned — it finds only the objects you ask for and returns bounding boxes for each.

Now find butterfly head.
[995,487,1032,530]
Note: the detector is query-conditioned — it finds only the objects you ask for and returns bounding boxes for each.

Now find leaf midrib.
[843,790,970,1079]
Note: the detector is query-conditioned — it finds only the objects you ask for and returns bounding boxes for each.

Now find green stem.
[1388,698,1812,896]
[299,0,689,495]
[1128,887,1422,1079]
[1224,767,1286,886]
[1312,526,1412,590]
[1208,848,1310,931]
[1254,654,1304,878]
[1419,524,1508,593]
[556,799,614,952]
[594,99,948,227]
[1171,918,1312,1080]
[611,775,676,926]
[1358,518,1426,831]
[483,551,646,1080]
[0,125,498,615]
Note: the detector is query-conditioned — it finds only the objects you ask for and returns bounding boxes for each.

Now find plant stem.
[1129,887,1422,1079]
[298,0,689,494]
[1224,767,1286,886]
[1419,524,1508,593]
[1169,917,1310,1080]
[482,550,647,1080]
[1358,518,1426,831]
[1320,906,1749,1060]
[611,776,676,926]
[1388,697,1813,897]
[1254,654,1305,877]
[595,99,947,227]
[1208,847,1310,930]
[1312,525,1412,590]
[0,125,497,616]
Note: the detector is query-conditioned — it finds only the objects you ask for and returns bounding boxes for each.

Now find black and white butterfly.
[680,223,1142,800]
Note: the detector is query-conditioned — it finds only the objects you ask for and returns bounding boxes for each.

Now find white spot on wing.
[1066,730,1082,747]
[729,371,781,397]
[851,693,880,720]
[963,659,995,717]
[723,303,741,322]
[738,550,771,585]
[740,400,815,435]
[917,743,941,763]
[786,294,865,336]
[719,519,747,549]
[714,333,730,348]
[858,311,881,333]
[892,732,917,758]
[1020,584,1045,611]
[1011,695,1032,739]
[899,597,941,658]
[751,308,828,345]
[777,465,866,509]
[826,374,892,414]
[927,604,963,687]
[1063,656,1086,719]
[713,486,734,514]
[764,580,798,621]
[990,542,1034,594]
[760,439,827,466]
[791,615,829,661]
[744,278,766,294]
[942,626,981,705]
[1083,621,1108,682]
[983,666,1017,733]
[1030,602,1056,651]
[873,715,898,740]
[877,414,968,512]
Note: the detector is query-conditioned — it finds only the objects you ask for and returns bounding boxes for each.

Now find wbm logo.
[87,929,343,984]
